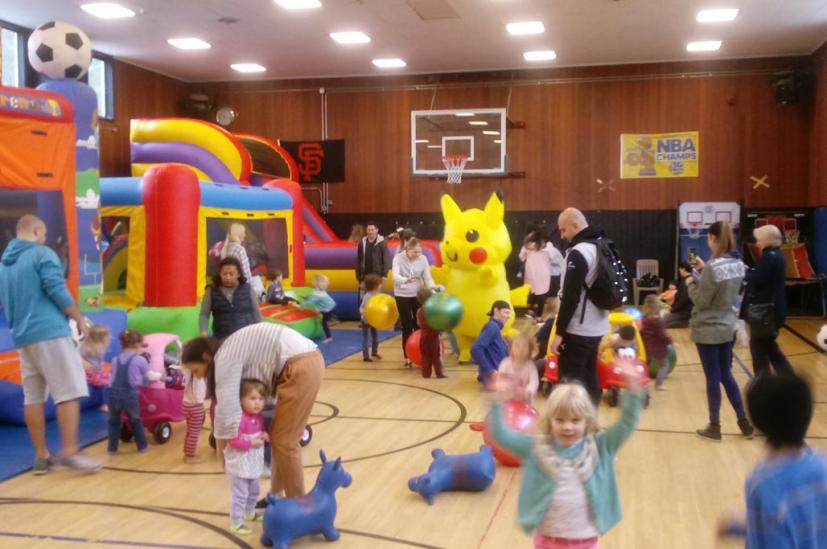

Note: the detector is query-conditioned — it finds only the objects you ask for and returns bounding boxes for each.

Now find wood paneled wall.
[810,42,827,206]
[99,60,185,176]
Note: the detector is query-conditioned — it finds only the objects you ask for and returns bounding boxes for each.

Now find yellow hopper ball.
[364,294,399,330]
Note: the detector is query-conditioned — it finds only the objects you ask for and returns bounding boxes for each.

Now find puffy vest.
[211,282,255,340]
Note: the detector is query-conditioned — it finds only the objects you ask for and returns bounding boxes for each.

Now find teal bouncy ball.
[424,293,463,332]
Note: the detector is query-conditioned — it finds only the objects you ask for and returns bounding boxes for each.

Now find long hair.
[211,256,247,287]
[537,382,598,437]
[220,223,246,259]
[181,337,221,399]
[708,220,735,259]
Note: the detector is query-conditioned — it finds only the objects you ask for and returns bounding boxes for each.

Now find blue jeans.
[362,321,378,359]
[696,342,746,424]
[108,388,148,452]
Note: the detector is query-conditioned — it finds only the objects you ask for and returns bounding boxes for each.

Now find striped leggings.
[182,402,205,457]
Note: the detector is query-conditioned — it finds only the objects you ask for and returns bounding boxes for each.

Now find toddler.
[416,287,444,378]
[489,361,644,548]
[600,324,638,359]
[496,331,539,404]
[359,274,383,362]
[81,324,111,412]
[225,379,269,535]
[640,295,675,390]
[304,274,336,343]
[265,268,296,306]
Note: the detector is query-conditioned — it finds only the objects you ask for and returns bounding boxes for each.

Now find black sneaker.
[255,497,268,509]
[363,357,372,362]
[696,423,722,441]
[737,418,755,439]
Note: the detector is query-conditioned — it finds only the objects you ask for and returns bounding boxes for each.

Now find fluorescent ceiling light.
[330,31,371,44]
[455,112,475,117]
[168,38,211,50]
[81,2,135,19]
[372,58,406,68]
[696,8,739,22]
[686,40,722,52]
[427,145,442,149]
[507,21,544,36]
[231,63,267,73]
[493,139,502,143]
[274,0,322,9]
[469,121,488,126]
[483,130,500,136]
[523,50,557,61]
[415,139,429,143]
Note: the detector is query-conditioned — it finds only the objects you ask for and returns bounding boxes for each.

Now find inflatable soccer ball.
[817,324,827,352]
[27,21,92,80]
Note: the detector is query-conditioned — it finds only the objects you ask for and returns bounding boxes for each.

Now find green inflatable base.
[127,306,201,341]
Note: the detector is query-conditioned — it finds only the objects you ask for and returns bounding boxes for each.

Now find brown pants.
[420,331,444,378]
[270,350,324,497]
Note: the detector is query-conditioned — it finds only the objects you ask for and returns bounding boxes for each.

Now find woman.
[518,230,563,318]
[181,322,324,498]
[742,224,793,377]
[220,223,253,282]
[686,221,754,442]
[664,262,694,328]
[200,257,262,340]
[392,237,435,368]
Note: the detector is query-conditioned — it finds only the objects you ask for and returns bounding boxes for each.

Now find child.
[718,373,827,548]
[107,329,161,454]
[600,324,638,358]
[489,361,645,548]
[497,331,539,404]
[80,324,111,412]
[416,287,445,378]
[534,298,560,360]
[471,300,511,384]
[640,295,675,390]
[265,268,296,306]
[225,379,269,535]
[304,274,336,343]
[659,281,678,307]
[360,274,383,362]
[182,365,208,463]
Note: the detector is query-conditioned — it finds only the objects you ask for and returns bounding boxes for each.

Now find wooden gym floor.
[0,320,824,549]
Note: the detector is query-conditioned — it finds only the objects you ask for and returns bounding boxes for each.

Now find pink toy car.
[120,333,184,444]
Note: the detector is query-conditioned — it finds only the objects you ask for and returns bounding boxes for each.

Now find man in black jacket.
[356,222,390,295]
[550,208,610,404]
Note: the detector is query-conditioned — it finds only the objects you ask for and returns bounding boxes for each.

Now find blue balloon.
[408,445,496,505]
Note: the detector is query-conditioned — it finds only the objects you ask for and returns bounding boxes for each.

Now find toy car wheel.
[120,424,133,442]
[644,391,651,409]
[605,387,620,407]
[154,421,172,444]
[300,425,313,447]
[209,433,216,449]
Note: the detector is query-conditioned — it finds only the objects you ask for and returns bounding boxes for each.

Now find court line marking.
[476,469,518,549]
[783,323,825,353]
[0,531,224,549]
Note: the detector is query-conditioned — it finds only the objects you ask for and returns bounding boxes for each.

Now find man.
[550,208,610,404]
[0,215,102,474]
[356,221,389,294]
[471,300,511,383]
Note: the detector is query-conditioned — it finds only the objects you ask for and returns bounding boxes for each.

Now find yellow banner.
[620,131,699,179]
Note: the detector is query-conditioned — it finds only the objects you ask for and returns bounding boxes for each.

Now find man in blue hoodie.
[0,215,102,474]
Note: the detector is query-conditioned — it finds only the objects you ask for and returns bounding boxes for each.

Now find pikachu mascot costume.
[437,191,529,362]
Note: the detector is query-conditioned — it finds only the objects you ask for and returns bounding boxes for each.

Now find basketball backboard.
[411,108,507,176]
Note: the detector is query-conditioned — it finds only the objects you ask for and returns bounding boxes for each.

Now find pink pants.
[534,534,599,549]
[182,402,205,457]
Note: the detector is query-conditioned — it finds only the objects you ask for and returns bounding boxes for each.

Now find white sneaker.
[59,453,103,474]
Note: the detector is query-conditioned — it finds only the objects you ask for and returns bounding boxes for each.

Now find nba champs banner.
[620,131,699,179]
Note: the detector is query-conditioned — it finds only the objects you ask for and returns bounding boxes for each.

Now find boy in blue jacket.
[471,300,511,383]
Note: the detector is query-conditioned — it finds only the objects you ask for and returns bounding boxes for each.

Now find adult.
[199,256,263,341]
[0,215,101,473]
[550,208,609,404]
[348,223,366,243]
[182,322,324,498]
[519,228,563,318]
[664,262,694,328]
[686,220,754,441]
[220,222,253,283]
[392,237,436,368]
[742,224,793,377]
[355,221,389,292]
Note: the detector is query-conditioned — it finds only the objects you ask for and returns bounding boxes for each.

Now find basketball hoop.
[442,155,468,184]
[687,222,704,240]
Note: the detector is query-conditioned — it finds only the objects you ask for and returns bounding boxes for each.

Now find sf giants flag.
[278,139,345,183]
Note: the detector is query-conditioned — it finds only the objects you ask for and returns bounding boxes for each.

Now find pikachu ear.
[483,192,504,229]
[441,194,462,223]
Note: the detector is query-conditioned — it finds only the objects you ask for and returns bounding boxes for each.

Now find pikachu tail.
[509,284,531,308]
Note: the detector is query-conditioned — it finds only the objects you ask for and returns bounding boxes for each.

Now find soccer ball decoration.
[27,21,92,80]
[817,325,827,352]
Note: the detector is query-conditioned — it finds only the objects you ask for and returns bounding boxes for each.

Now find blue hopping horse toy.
[261,450,352,548]
[408,445,496,504]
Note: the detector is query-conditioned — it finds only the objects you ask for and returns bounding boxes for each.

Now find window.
[88,56,114,119]
[1,27,21,87]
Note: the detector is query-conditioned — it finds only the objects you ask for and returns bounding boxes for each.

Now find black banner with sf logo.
[278,139,345,183]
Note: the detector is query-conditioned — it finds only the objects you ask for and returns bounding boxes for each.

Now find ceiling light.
[274,0,322,9]
[524,50,557,61]
[686,40,722,52]
[415,139,429,143]
[167,38,211,50]
[330,31,371,44]
[372,58,406,68]
[483,130,500,135]
[455,112,475,117]
[696,8,739,23]
[507,21,544,36]
[80,2,135,19]
[231,63,267,73]
[469,121,488,126]
[493,139,502,143]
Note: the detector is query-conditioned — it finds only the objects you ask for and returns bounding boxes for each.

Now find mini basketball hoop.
[442,155,468,184]
[687,221,704,240]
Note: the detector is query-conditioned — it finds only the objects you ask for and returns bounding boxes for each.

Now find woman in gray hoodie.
[686,221,754,442]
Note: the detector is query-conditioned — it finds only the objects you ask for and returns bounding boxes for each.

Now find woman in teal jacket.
[489,363,644,548]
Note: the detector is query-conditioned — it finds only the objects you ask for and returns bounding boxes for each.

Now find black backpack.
[583,237,630,310]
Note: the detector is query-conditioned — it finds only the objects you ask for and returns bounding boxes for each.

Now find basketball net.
[784,229,800,244]
[442,155,468,184]
[687,222,704,240]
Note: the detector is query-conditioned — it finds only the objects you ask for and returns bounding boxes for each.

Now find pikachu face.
[440,193,511,271]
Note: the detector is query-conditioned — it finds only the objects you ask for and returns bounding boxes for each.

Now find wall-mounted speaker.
[772,71,810,105]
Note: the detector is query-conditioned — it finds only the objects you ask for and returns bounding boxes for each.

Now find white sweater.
[392,254,434,298]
